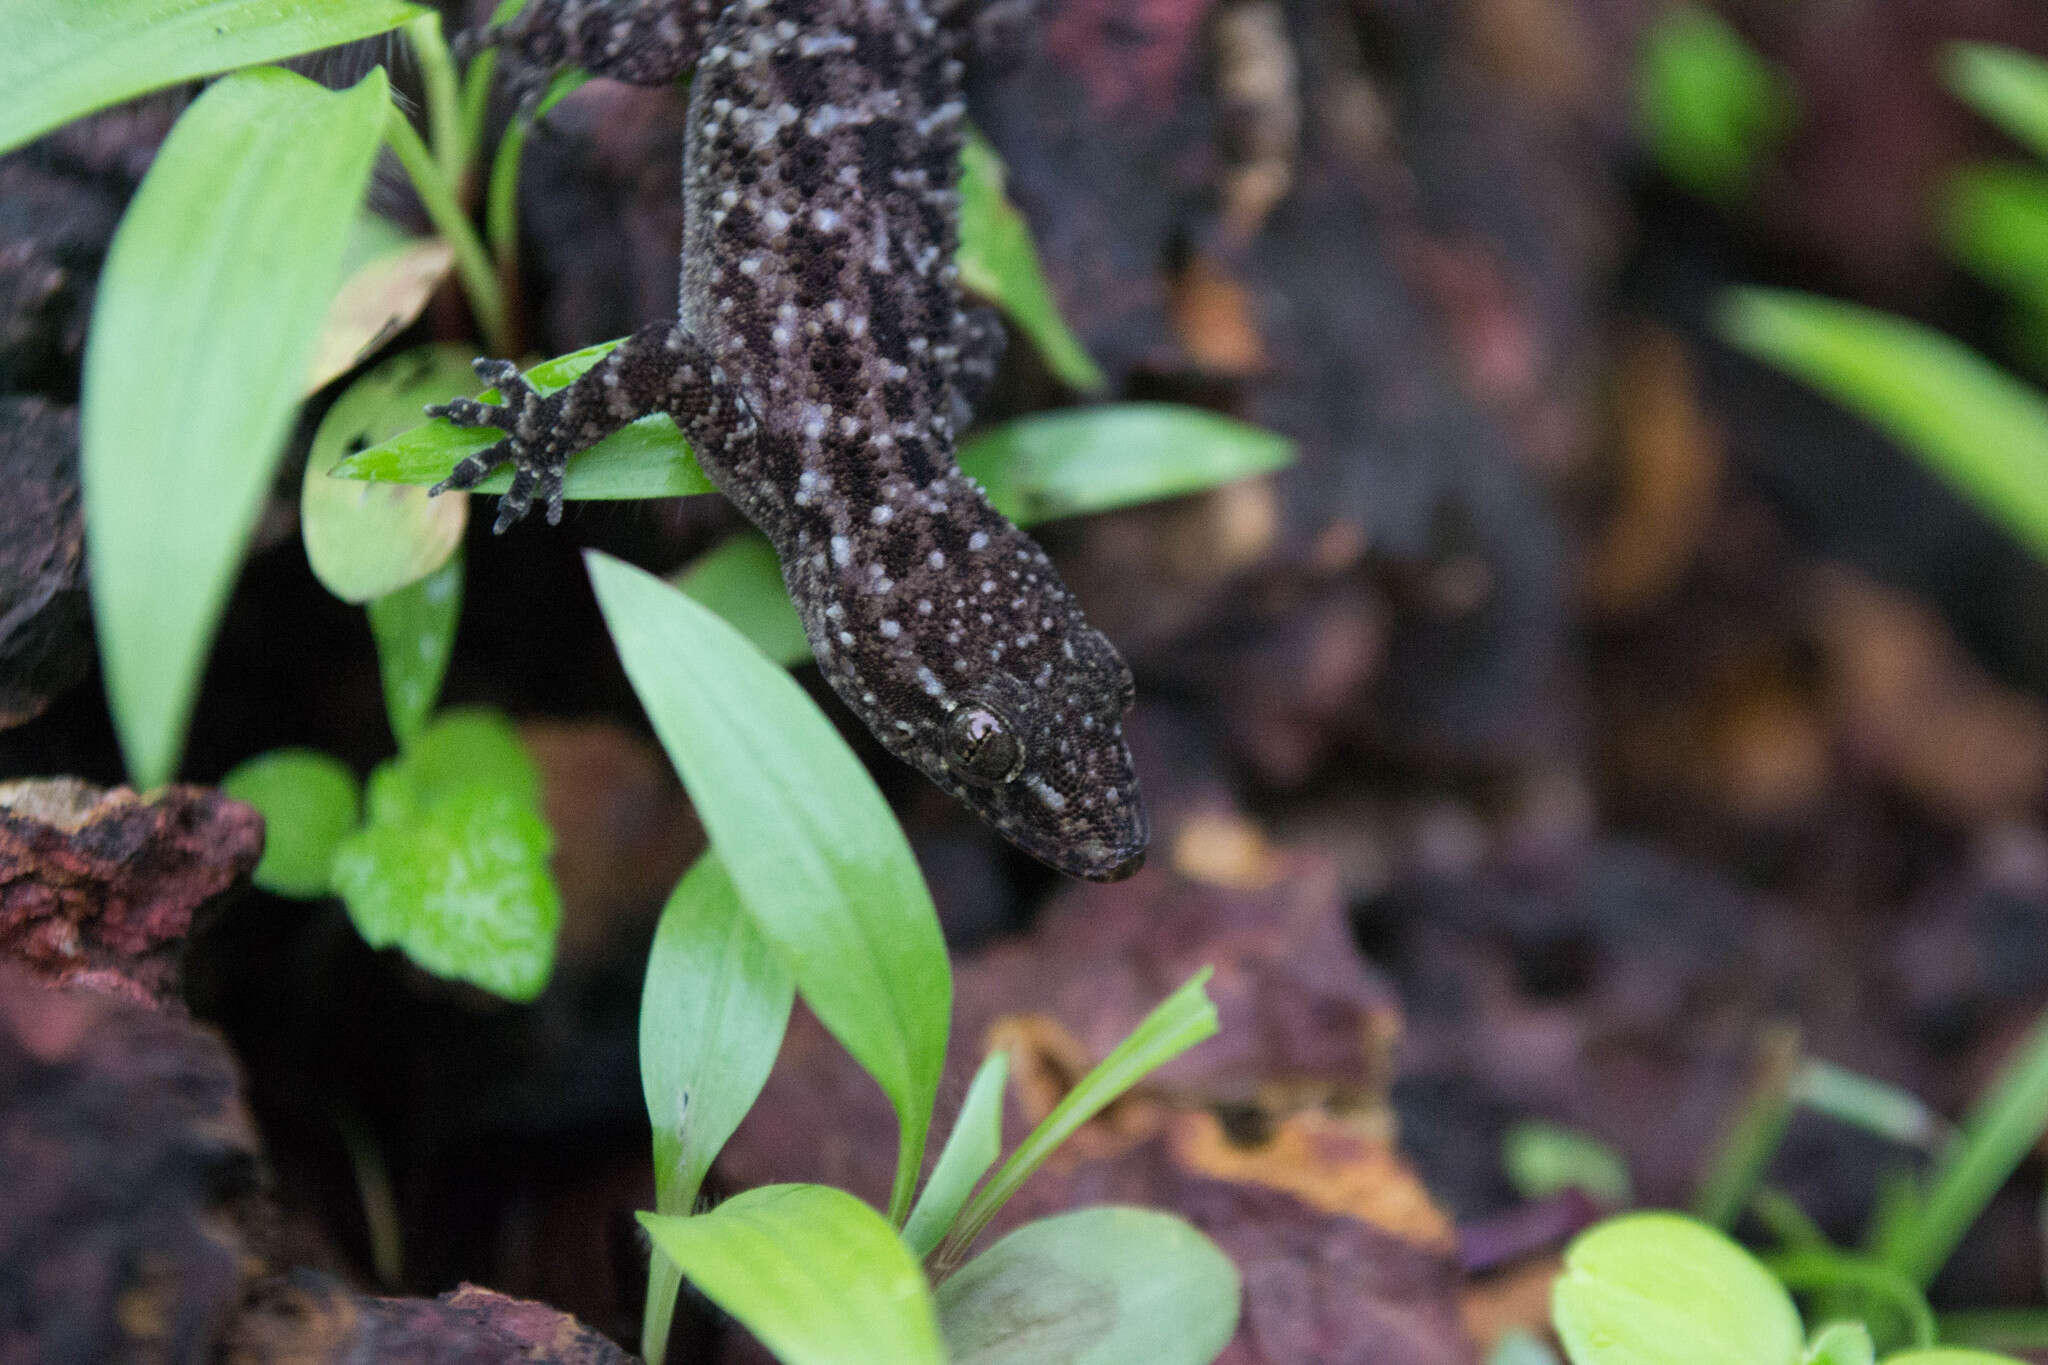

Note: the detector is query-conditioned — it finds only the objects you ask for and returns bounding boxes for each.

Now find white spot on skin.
[917,667,944,697]
[838,631,855,646]
[1026,776,1068,812]
[967,531,989,551]
[880,619,901,639]
[927,550,945,569]
[831,535,853,567]
[871,505,894,525]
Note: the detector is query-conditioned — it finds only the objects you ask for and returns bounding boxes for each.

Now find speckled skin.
[432,0,1147,880]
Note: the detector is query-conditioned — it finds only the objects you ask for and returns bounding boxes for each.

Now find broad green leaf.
[1946,44,2048,164]
[1803,1324,1876,1365]
[308,235,456,394]
[1941,166,2048,312]
[1883,1355,2028,1365]
[937,970,1218,1269]
[328,709,559,1000]
[221,748,360,898]
[638,1186,943,1365]
[330,340,718,498]
[1636,6,1794,203]
[904,1051,1010,1257]
[938,1207,1239,1365]
[303,346,474,604]
[0,0,422,155]
[677,404,1295,666]
[957,130,1105,392]
[642,852,795,1215]
[1502,1121,1633,1207]
[960,404,1294,524]
[1718,288,2048,565]
[676,533,811,667]
[639,851,795,1364]
[1552,1213,1804,1365]
[84,66,389,786]
[586,553,950,1222]
[368,554,464,747]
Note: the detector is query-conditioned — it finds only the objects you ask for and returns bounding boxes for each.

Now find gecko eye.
[945,705,1023,785]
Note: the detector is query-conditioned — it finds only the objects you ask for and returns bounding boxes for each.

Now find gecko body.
[432,0,1147,880]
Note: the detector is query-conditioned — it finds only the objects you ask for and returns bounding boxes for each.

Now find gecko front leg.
[429,320,757,532]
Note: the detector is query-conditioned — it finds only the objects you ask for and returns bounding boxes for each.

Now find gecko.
[430,0,1148,880]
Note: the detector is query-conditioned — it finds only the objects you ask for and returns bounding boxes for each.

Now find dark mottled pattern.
[435,0,1146,879]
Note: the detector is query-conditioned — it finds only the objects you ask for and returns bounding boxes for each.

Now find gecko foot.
[427,358,570,532]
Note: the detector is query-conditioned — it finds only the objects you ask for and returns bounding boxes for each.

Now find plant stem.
[1691,1024,1800,1228]
[641,1250,683,1365]
[404,14,468,189]
[384,107,511,355]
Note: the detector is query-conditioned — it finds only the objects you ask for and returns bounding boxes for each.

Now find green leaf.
[304,346,474,604]
[1803,1323,1875,1365]
[1492,1330,1564,1365]
[586,552,950,1223]
[1946,43,2048,164]
[1873,1009,2048,1287]
[0,0,422,155]
[308,234,456,394]
[960,403,1294,524]
[221,748,361,898]
[1718,288,2048,566]
[642,852,795,1216]
[904,1051,1010,1257]
[83,66,390,786]
[677,404,1295,667]
[1502,1122,1634,1207]
[676,533,811,668]
[639,851,795,1364]
[638,1186,944,1365]
[1941,166,2048,312]
[368,553,464,748]
[1552,1213,1804,1365]
[328,709,559,1000]
[330,340,718,498]
[1767,1249,1933,1349]
[935,970,1219,1270]
[1635,5,1795,203]
[1882,1354,2028,1365]
[937,1207,1239,1365]
[1789,1061,1947,1152]
[957,130,1106,393]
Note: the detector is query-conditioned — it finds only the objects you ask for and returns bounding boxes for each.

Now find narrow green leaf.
[642,852,795,1216]
[0,0,422,155]
[1790,1060,1949,1152]
[937,1208,1239,1365]
[587,553,950,1222]
[221,748,361,898]
[1768,1250,1933,1351]
[960,403,1294,524]
[1552,1213,1804,1365]
[676,403,1296,666]
[83,66,390,786]
[1946,43,2048,164]
[957,130,1106,392]
[1719,288,2048,565]
[936,970,1218,1270]
[1881,1353,2028,1365]
[638,1187,944,1365]
[1941,166,2048,313]
[676,533,811,668]
[328,709,559,1000]
[1635,6,1795,203]
[368,554,464,748]
[303,346,475,604]
[1874,1009,2048,1287]
[1802,1323,1875,1365]
[330,340,718,498]
[1936,1310,2048,1352]
[640,851,795,1365]
[904,1052,1010,1257]
[1502,1121,1634,1207]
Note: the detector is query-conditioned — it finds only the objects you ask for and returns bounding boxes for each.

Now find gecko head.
[921,620,1148,882]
